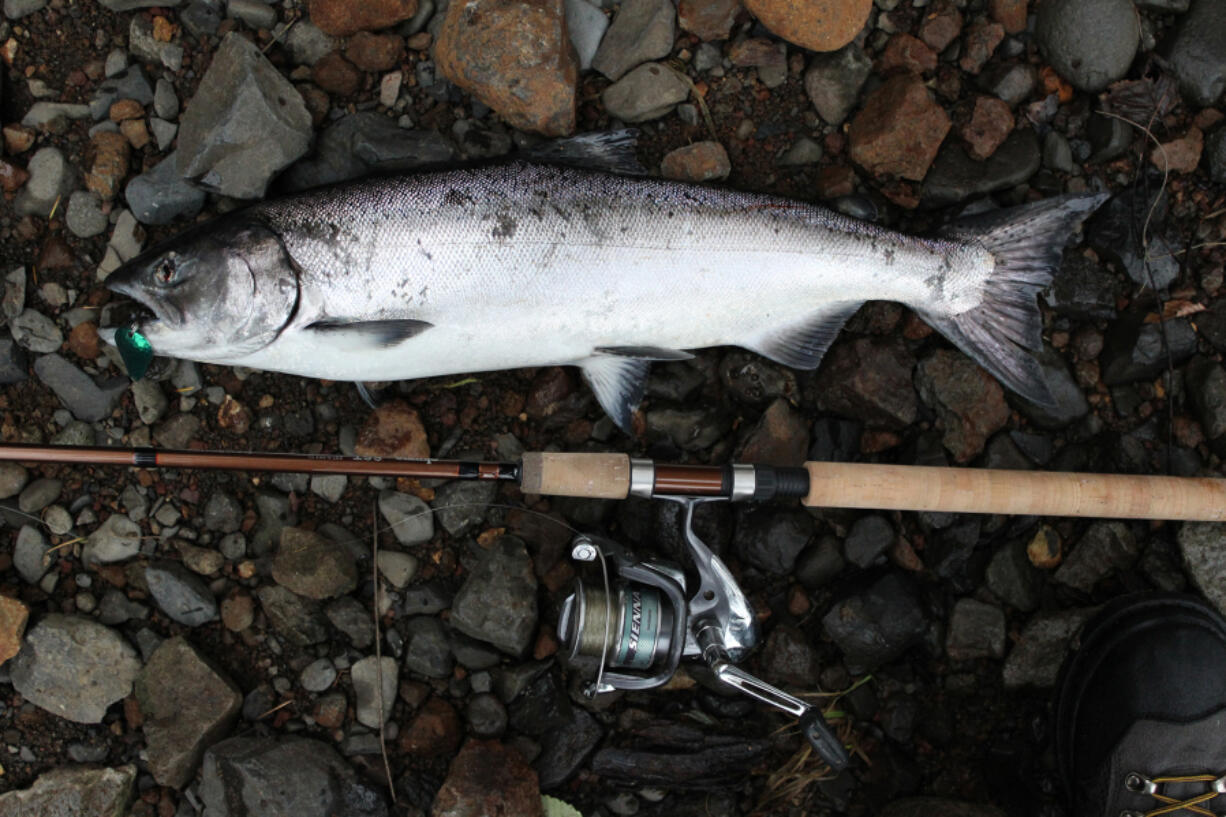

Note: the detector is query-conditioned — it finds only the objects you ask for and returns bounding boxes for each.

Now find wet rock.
[346,31,404,72]
[601,62,691,123]
[434,739,541,817]
[300,658,337,692]
[744,0,871,52]
[849,74,950,181]
[734,505,814,575]
[466,693,508,737]
[376,550,419,588]
[351,656,398,727]
[83,513,141,564]
[761,623,822,687]
[229,0,278,28]
[1003,607,1095,687]
[735,397,809,465]
[915,349,1010,463]
[15,525,52,584]
[822,573,928,671]
[286,20,338,65]
[204,492,243,533]
[922,129,1041,205]
[778,136,824,166]
[272,526,358,599]
[310,0,418,36]
[379,490,434,546]
[537,704,603,787]
[957,95,1013,160]
[130,16,184,71]
[661,141,732,182]
[18,477,60,513]
[4,0,46,17]
[679,0,739,41]
[1043,254,1120,321]
[1177,523,1226,617]
[1100,315,1197,385]
[729,38,787,87]
[719,352,796,405]
[356,399,430,458]
[645,407,727,451]
[1151,127,1203,174]
[312,51,362,95]
[147,560,219,626]
[450,535,538,655]
[1086,185,1178,289]
[10,614,140,723]
[1055,522,1139,592]
[0,765,136,817]
[432,478,497,536]
[134,636,243,788]
[309,473,347,502]
[945,598,1006,660]
[592,0,675,81]
[0,334,27,383]
[844,514,895,568]
[1160,0,1226,107]
[200,736,388,817]
[1036,0,1138,92]
[978,62,1038,107]
[1187,357,1226,443]
[177,33,313,198]
[89,67,154,121]
[0,595,29,665]
[1012,344,1089,429]
[401,696,462,757]
[404,615,454,677]
[959,19,1005,74]
[124,153,206,225]
[66,190,108,238]
[326,596,375,648]
[14,146,74,217]
[283,114,456,191]
[986,539,1040,611]
[435,0,577,137]
[817,338,917,428]
[11,308,61,354]
[795,535,846,589]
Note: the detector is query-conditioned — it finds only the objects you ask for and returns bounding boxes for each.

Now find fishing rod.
[6,439,1226,772]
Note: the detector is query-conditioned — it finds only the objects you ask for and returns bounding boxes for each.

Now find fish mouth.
[106,278,182,330]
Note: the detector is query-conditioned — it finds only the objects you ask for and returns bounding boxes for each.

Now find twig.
[372,499,396,804]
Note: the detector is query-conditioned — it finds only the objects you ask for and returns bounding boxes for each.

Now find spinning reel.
[558,496,850,770]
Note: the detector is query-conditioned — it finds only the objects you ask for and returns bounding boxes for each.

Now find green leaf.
[116,324,153,381]
[542,794,583,817]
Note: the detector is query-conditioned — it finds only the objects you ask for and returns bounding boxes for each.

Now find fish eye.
[155,255,176,285]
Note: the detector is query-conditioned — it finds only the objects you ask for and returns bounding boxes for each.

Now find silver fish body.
[106,160,1106,430]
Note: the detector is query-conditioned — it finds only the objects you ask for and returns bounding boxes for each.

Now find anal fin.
[743,302,861,370]
[579,354,652,434]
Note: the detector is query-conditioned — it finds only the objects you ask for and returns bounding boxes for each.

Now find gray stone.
[1036,0,1139,92]
[822,573,928,672]
[1012,344,1089,429]
[259,585,329,646]
[309,473,347,503]
[378,490,434,546]
[778,136,824,166]
[325,596,374,648]
[466,692,508,737]
[450,536,538,655]
[645,406,727,451]
[146,560,219,626]
[1207,126,1226,184]
[795,535,846,589]
[565,0,608,71]
[734,505,815,575]
[1086,185,1180,289]
[977,63,1038,107]
[84,513,142,564]
[300,658,337,692]
[761,623,822,687]
[14,524,52,584]
[124,154,207,226]
[843,515,895,569]
[200,736,388,817]
[66,191,109,238]
[1161,0,1226,107]
[282,114,456,191]
[0,765,136,817]
[10,614,140,723]
[228,0,277,29]
[134,636,243,788]
[15,147,75,218]
[20,102,90,130]
[89,66,154,121]
[450,631,502,670]
[181,0,222,36]
[34,354,128,422]
[946,599,1007,660]
[1178,523,1226,617]
[923,129,1041,205]
[204,492,243,533]
[351,656,398,728]
[98,589,150,625]
[1003,608,1096,688]
[1042,131,1075,174]
[431,478,497,536]
[0,334,27,384]
[272,526,358,599]
[18,476,60,513]
[1101,316,1197,385]
[376,550,419,589]
[2,267,25,324]
[592,0,675,81]
[131,378,168,425]
[104,49,128,77]
[804,43,872,125]
[601,63,690,123]
[153,78,179,120]
[1054,522,1139,592]
[986,538,1040,611]
[252,489,294,554]
[1043,254,1120,321]
[150,118,178,151]
[404,615,454,677]
[177,32,313,198]
[97,209,145,278]
[11,308,61,353]
[3,0,46,17]
[130,16,184,71]
[284,20,337,65]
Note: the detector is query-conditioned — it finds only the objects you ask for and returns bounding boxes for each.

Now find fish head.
[106,215,299,361]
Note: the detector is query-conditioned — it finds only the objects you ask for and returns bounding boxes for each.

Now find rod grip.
[520,452,632,499]
[803,462,1226,521]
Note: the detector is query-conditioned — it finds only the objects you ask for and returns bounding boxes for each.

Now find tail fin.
[917,193,1109,405]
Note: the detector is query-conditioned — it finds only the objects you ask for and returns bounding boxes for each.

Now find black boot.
[1056,593,1226,817]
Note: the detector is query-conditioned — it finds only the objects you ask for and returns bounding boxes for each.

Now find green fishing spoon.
[116,324,153,380]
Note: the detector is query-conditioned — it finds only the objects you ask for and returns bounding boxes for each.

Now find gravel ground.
[0,0,1224,815]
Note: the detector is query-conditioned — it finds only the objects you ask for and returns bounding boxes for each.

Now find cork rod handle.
[803,462,1226,521]
[521,452,632,499]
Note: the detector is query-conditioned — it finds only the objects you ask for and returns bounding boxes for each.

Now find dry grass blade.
[372,499,397,804]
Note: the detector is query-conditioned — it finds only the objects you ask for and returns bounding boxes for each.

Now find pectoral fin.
[579,353,653,433]
[306,319,434,351]
[744,302,861,369]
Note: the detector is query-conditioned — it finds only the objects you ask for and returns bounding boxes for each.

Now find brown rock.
[407,32,432,50]
[216,394,251,435]
[272,526,359,600]
[3,124,36,153]
[120,119,151,149]
[0,595,29,666]
[310,0,419,36]
[355,399,430,458]
[959,19,1004,74]
[37,236,74,270]
[0,158,30,193]
[1151,126,1203,174]
[736,398,809,465]
[1027,525,1062,569]
[743,0,871,52]
[849,73,950,180]
[660,141,731,182]
[109,98,145,122]
[957,95,1013,160]
[918,0,962,52]
[297,83,331,126]
[524,367,574,418]
[879,33,937,75]
[68,322,100,360]
[729,37,781,67]
[915,349,1010,463]
[817,165,857,197]
[346,31,404,72]
[432,739,543,817]
[220,590,254,632]
[312,51,362,95]
[679,0,740,41]
[435,0,577,137]
[85,131,130,201]
[989,0,1027,34]
[313,693,347,728]
[816,337,918,428]
[400,696,461,757]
